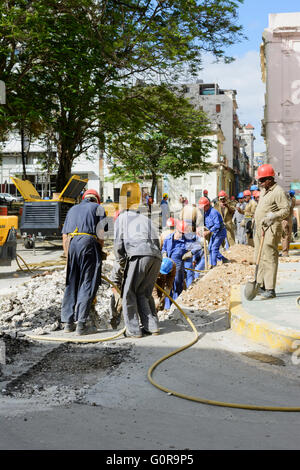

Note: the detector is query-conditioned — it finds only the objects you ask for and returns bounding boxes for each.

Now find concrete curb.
[229,285,300,353]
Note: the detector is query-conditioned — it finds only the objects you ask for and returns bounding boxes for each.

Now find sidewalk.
[230,258,300,352]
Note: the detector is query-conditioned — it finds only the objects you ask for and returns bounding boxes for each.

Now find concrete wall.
[262,12,300,190]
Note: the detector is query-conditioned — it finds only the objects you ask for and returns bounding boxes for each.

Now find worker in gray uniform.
[254,164,290,300]
[111,183,162,337]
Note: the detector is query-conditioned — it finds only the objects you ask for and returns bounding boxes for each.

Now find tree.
[105,84,215,197]
[0,0,245,190]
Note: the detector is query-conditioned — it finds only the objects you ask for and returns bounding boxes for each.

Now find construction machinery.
[10,175,88,248]
[0,215,18,266]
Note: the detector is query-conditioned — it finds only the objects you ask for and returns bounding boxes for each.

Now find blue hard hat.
[160,257,173,275]
[289,190,295,196]
[250,185,258,191]
[238,192,244,199]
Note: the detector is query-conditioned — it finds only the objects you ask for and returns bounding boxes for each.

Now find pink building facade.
[261,12,300,192]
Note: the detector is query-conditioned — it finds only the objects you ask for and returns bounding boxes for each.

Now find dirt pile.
[180,245,256,311]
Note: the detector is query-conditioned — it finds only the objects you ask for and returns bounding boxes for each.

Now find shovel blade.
[244,280,259,301]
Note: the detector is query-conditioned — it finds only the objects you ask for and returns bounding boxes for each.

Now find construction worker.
[160,192,170,229]
[160,217,176,249]
[198,196,229,267]
[236,189,257,246]
[152,257,176,311]
[254,164,290,299]
[61,189,107,335]
[253,190,260,202]
[182,234,205,282]
[179,202,203,233]
[281,190,296,257]
[111,183,162,337]
[213,190,236,248]
[233,192,246,245]
[162,219,189,308]
[203,189,211,204]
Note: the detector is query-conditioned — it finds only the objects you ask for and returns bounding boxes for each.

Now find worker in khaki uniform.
[281,190,296,257]
[213,190,236,248]
[236,189,257,246]
[254,164,290,300]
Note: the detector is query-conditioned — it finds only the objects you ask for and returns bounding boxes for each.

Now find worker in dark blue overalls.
[61,189,107,335]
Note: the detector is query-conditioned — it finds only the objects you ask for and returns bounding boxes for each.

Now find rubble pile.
[180,245,256,311]
[0,264,114,334]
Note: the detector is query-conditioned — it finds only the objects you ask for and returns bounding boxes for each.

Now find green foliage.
[0,0,244,190]
[105,84,215,195]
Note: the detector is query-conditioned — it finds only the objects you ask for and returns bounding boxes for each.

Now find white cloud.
[200,51,266,152]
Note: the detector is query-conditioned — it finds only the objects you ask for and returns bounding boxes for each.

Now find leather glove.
[262,212,276,227]
[182,251,192,260]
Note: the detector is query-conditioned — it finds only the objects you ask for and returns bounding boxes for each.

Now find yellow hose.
[17,253,300,411]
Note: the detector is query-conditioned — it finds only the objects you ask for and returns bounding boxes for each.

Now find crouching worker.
[152,257,176,312]
[113,183,162,338]
[61,189,107,335]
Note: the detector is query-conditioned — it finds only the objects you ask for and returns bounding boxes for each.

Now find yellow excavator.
[0,215,18,266]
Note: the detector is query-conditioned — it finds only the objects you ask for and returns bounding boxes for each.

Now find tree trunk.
[55,150,73,192]
[20,126,27,180]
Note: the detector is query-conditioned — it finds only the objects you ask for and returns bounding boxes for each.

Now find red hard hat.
[253,190,260,197]
[257,164,275,179]
[243,190,251,197]
[176,220,188,233]
[218,190,227,198]
[166,217,175,227]
[198,197,210,209]
[82,189,101,204]
[203,189,208,194]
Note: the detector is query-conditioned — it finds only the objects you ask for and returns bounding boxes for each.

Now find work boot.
[260,289,276,300]
[64,322,76,333]
[222,257,230,264]
[257,285,265,296]
[76,321,98,336]
[123,329,143,339]
[141,327,160,336]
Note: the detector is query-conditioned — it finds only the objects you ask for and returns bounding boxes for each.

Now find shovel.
[244,227,266,301]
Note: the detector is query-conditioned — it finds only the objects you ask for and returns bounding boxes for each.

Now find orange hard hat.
[82,189,101,204]
[166,217,175,227]
[253,190,260,197]
[176,220,188,233]
[198,197,210,209]
[257,164,275,179]
[218,190,227,198]
[243,190,251,197]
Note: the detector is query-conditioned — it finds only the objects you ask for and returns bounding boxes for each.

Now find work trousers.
[209,230,227,266]
[184,258,195,288]
[122,255,161,335]
[61,236,102,323]
[225,224,235,248]
[254,224,282,290]
[281,217,293,255]
[164,257,185,309]
[236,223,246,244]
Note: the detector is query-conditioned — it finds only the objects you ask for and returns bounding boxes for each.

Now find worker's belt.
[69,227,97,239]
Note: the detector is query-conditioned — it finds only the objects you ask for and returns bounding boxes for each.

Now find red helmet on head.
[257,164,275,179]
[253,190,260,198]
[176,220,188,234]
[166,217,175,227]
[243,190,251,197]
[198,197,210,209]
[203,189,208,195]
[218,190,227,198]
[82,189,101,204]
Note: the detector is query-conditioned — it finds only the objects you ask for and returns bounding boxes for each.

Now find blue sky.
[200,0,300,153]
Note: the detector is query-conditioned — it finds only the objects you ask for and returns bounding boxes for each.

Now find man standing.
[254,164,290,299]
[112,184,162,337]
[236,189,257,246]
[198,196,229,267]
[281,190,296,257]
[160,192,170,229]
[233,192,246,245]
[61,189,107,335]
[214,190,236,248]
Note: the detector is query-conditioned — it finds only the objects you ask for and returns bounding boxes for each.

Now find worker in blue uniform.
[162,219,189,308]
[198,197,229,267]
[61,189,107,335]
